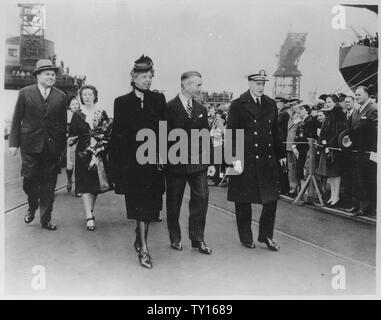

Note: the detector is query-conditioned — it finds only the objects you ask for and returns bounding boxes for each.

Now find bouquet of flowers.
[78,110,113,191]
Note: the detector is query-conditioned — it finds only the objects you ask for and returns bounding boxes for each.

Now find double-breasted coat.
[226,91,285,204]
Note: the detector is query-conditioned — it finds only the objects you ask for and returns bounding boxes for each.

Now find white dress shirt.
[37,83,51,99]
[358,98,370,114]
[249,91,261,104]
[179,92,192,112]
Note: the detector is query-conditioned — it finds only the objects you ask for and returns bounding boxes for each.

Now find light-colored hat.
[32,59,58,76]
[247,69,269,81]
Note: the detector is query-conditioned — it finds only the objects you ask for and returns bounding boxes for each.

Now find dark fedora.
[337,129,352,149]
[32,59,59,76]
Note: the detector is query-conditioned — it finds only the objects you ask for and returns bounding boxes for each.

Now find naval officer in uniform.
[226,70,286,251]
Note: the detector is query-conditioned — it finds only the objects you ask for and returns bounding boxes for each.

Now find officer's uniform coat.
[227,90,285,204]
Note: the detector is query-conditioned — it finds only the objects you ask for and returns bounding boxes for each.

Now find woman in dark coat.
[292,104,319,184]
[109,55,166,269]
[69,85,113,231]
[316,94,347,207]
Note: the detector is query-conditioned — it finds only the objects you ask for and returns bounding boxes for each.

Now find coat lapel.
[191,99,202,121]
[240,90,271,120]
[173,95,190,121]
[30,84,46,116]
[46,87,59,115]
[352,101,369,126]
[240,90,257,119]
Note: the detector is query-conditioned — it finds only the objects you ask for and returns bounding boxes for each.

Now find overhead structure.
[273,33,307,100]
[19,3,47,72]
[4,3,85,94]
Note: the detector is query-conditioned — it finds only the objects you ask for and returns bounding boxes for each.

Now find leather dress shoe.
[258,237,280,251]
[42,222,57,231]
[191,241,212,254]
[138,250,152,269]
[24,209,36,224]
[242,242,256,249]
[352,209,365,217]
[170,241,183,251]
[345,207,359,214]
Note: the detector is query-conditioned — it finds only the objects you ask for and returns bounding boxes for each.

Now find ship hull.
[339,45,378,90]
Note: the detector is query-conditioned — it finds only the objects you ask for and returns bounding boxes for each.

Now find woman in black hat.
[109,55,166,269]
[315,94,347,207]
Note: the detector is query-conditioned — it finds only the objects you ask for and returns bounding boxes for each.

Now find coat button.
[255,144,258,147]
[269,120,271,123]
[269,155,272,158]
[256,155,259,159]
[254,120,257,123]
[254,131,258,135]
[268,143,271,147]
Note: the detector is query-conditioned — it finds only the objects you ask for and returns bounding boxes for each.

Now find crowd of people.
[275,89,377,217]
[8,57,377,271]
[199,87,378,220]
[356,32,378,47]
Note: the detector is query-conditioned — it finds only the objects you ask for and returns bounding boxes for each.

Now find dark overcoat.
[226,91,285,204]
[9,84,67,154]
[108,90,166,196]
[348,101,378,152]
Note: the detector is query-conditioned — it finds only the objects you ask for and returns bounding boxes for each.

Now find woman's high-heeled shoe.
[138,250,152,269]
[86,217,95,231]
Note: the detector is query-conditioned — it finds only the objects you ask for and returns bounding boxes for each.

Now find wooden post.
[306,138,315,203]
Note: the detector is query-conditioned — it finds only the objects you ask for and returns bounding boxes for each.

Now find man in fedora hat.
[9,59,67,230]
[226,70,286,251]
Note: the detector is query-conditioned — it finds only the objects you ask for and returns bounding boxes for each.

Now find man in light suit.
[348,86,377,217]
[164,71,215,254]
[9,59,67,230]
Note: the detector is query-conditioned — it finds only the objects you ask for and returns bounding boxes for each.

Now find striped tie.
[186,99,192,118]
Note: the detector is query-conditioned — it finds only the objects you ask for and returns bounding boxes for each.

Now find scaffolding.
[273,33,307,99]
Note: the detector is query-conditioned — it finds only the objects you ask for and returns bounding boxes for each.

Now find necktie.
[256,98,261,105]
[43,88,48,99]
[186,99,192,118]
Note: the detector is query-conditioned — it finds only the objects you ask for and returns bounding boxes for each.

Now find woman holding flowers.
[69,85,113,231]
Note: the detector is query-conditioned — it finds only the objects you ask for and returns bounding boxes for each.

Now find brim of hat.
[32,66,59,75]
[337,129,352,149]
